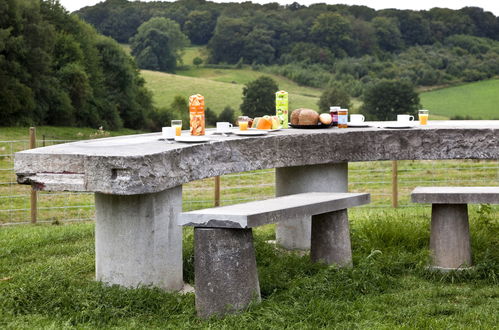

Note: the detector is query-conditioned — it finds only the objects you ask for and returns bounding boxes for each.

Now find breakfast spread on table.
[162,91,431,143]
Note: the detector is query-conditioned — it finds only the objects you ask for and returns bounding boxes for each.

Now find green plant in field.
[240,76,279,118]
[192,57,203,68]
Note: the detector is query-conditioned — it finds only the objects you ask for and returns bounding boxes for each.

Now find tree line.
[78,0,499,57]
[77,0,499,95]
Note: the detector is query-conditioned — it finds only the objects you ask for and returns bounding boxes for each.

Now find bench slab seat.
[411,186,499,271]
[411,186,499,204]
[180,192,370,318]
[179,192,370,228]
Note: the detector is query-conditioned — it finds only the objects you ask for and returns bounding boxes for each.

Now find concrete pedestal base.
[194,228,261,318]
[95,187,183,291]
[311,209,352,267]
[275,163,348,250]
[430,204,472,269]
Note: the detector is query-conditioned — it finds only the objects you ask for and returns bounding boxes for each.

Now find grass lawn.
[141,70,320,114]
[0,207,497,328]
[420,79,499,120]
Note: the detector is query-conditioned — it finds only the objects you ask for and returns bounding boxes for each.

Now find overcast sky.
[60,0,499,15]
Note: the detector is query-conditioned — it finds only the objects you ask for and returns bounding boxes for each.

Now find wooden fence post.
[29,127,37,223]
[392,160,398,208]
[214,176,221,207]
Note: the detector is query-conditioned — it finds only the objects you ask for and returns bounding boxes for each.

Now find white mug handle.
[409,116,414,121]
[360,115,365,122]
[228,123,233,128]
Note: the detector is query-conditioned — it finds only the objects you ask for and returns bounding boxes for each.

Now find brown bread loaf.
[298,109,319,125]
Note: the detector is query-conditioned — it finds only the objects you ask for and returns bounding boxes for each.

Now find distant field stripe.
[420,79,499,119]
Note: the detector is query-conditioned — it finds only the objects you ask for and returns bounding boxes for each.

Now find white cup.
[216,122,233,133]
[350,114,365,123]
[162,127,175,139]
[397,114,415,122]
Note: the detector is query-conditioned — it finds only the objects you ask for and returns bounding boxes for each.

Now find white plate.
[249,128,281,132]
[347,122,370,128]
[383,124,415,129]
[233,130,269,136]
[174,136,211,143]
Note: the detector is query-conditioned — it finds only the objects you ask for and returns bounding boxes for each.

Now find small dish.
[249,128,281,132]
[233,130,269,136]
[347,123,370,128]
[211,131,234,135]
[174,136,211,143]
[383,123,415,129]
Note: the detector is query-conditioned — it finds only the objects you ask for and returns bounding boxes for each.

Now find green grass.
[1,208,498,328]
[181,46,208,66]
[420,79,499,120]
[140,45,321,113]
[142,70,320,114]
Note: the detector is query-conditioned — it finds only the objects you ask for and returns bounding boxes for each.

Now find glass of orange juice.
[171,120,182,136]
[238,116,249,130]
[418,110,429,125]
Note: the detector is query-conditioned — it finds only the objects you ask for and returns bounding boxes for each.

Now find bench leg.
[430,204,472,270]
[194,227,261,318]
[311,209,353,267]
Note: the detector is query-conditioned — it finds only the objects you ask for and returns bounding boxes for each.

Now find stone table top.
[14,121,499,195]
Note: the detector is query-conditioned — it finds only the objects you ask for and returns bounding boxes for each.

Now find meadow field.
[142,46,499,119]
[420,79,499,120]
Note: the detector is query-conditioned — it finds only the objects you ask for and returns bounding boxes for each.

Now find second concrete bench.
[179,192,370,318]
[411,186,499,271]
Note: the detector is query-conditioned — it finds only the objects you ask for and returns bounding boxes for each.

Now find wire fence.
[1,137,498,226]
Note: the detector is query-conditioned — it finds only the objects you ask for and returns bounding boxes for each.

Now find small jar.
[329,106,340,126]
[338,108,348,128]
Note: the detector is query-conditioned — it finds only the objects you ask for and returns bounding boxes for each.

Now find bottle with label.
[275,90,289,128]
[329,106,340,126]
[338,108,348,128]
[189,94,205,136]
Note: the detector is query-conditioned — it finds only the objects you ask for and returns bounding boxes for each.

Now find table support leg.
[95,186,183,291]
[311,209,352,267]
[430,203,472,270]
[275,163,348,250]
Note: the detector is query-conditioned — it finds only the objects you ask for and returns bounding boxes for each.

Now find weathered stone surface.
[276,163,348,250]
[15,121,499,195]
[412,186,499,204]
[311,209,353,267]
[430,204,472,270]
[179,192,369,228]
[194,227,260,318]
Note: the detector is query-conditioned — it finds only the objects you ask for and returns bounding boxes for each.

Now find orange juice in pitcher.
[189,94,205,136]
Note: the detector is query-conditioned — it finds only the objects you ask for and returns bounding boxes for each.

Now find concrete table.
[14,121,499,290]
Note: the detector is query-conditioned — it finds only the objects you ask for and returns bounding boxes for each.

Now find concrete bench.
[411,187,499,271]
[179,192,370,318]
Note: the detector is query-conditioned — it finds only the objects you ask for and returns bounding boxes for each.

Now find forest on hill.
[77,0,499,95]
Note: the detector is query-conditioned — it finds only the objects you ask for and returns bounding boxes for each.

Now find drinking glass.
[171,120,182,136]
[238,116,249,131]
[418,110,429,125]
